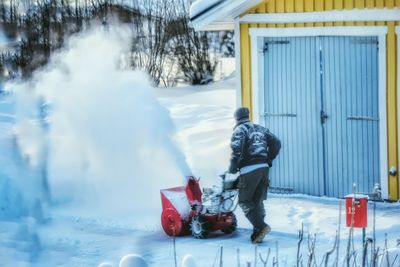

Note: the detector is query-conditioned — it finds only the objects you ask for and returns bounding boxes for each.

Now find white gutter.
[239,8,400,24]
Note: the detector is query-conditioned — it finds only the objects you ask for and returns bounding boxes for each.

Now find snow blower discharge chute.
[160,176,238,238]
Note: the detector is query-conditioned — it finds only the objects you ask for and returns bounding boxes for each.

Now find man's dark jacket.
[229,121,281,173]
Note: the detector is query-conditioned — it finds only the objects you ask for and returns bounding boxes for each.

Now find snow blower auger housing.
[160,176,238,238]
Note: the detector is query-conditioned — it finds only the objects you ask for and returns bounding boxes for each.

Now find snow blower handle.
[220,172,239,191]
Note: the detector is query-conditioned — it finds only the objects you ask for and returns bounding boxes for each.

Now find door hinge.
[263,40,290,53]
[263,43,268,53]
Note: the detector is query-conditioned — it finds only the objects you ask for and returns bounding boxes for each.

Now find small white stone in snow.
[182,254,197,267]
[119,254,148,267]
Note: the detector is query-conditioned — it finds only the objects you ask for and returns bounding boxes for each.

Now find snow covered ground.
[0,77,399,267]
[0,28,399,267]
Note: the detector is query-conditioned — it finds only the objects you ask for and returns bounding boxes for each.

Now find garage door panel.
[263,36,324,195]
[322,36,380,197]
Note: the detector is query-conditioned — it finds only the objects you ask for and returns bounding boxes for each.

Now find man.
[228,107,281,243]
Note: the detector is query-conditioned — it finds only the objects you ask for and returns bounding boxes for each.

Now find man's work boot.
[250,229,257,242]
[252,224,271,244]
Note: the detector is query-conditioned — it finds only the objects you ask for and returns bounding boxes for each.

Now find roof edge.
[190,0,262,31]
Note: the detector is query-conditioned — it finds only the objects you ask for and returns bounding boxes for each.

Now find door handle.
[321,110,328,124]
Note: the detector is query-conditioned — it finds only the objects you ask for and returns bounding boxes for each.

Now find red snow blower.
[160,176,238,238]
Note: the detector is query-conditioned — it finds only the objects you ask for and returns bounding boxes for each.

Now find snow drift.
[6,26,191,223]
[119,254,148,267]
[181,254,197,267]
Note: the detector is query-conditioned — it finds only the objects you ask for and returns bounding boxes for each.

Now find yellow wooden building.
[190,0,400,200]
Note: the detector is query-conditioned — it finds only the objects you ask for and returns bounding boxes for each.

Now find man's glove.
[222,172,240,190]
[229,164,240,174]
[267,159,273,167]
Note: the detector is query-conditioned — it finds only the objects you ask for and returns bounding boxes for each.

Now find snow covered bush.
[181,254,197,267]
[378,247,400,267]
[119,254,148,267]
[130,0,177,86]
[131,0,218,86]
[168,0,218,85]
[172,27,217,85]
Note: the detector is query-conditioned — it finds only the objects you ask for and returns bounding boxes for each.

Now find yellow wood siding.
[294,0,305,27]
[387,23,398,200]
[240,24,252,120]
[239,0,400,199]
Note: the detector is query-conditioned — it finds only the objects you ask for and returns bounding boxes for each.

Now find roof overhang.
[189,0,263,31]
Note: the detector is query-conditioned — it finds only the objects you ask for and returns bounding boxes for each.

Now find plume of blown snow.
[8,25,192,224]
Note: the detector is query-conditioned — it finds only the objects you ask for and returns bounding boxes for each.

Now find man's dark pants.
[237,167,269,233]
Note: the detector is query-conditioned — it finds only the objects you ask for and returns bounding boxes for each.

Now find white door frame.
[396,26,400,200]
[234,19,242,108]
[239,9,400,24]
[249,26,388,198]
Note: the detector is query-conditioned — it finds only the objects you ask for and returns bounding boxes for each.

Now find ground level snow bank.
[1,194,398,266]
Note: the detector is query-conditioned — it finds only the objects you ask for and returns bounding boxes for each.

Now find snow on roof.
[190,0,223,20]
[189,0,262,31]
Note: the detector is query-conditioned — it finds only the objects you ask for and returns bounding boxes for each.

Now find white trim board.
[249,26,388,37]
[396,26,400,200]
[195,21,234,31]
[234,19,242,108]
[250,26,389,199]
[240,8,400,24]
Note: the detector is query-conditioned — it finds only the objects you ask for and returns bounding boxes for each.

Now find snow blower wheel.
[191,215,209,239]
[161,208,184,236]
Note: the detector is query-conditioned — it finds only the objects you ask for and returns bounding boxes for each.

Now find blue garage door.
[263,36,380,197]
